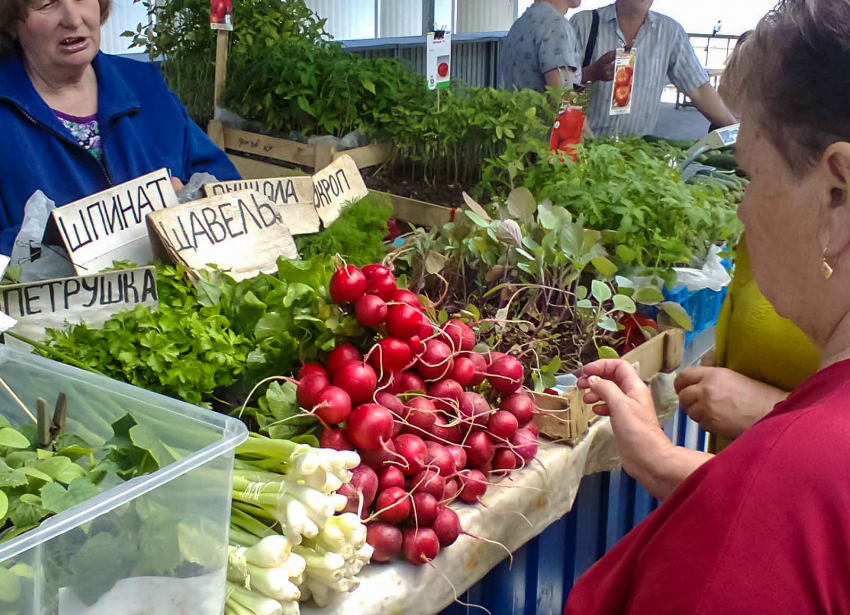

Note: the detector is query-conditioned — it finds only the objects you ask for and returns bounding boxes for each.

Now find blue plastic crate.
[654,284,727,345]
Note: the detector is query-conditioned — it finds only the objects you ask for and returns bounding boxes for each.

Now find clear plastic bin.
[0,347,247,615]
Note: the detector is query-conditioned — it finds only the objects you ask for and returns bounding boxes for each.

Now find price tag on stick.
[211,0,233,30]
[427,31,452,91]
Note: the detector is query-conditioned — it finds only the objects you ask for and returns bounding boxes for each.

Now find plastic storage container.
[0,347,247,615]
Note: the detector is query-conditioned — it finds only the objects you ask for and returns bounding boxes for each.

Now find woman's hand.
[578,361,674,481]
[675,367,789,440]
[580,360,714,500]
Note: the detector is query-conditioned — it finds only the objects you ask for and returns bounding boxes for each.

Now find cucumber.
[701,152,739,171]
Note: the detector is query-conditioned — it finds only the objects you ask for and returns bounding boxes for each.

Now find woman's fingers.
[674,367,708,393]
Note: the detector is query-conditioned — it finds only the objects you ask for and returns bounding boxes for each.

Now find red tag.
[550,107,585,162]
[211,0,233,30]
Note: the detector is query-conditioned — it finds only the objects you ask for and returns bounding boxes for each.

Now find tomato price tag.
[211,0,233,31]
[609,48,636,116]
[427,32,452,91]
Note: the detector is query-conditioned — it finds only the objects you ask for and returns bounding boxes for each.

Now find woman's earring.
[822,247,835,280]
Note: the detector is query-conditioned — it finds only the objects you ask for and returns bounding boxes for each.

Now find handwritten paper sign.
[0,266,158,343]
[312,155,369,226]
[203,177,321,235]
[146,190,298,282]
[51,169,178,275]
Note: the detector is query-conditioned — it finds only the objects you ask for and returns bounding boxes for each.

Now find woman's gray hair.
[722,0,850,172]
[0,0,112,54]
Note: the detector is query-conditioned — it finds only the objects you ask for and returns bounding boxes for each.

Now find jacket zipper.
[10,100,117,187]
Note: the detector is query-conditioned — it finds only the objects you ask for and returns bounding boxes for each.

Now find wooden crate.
[209,120,392,173]
[532,328,685,445]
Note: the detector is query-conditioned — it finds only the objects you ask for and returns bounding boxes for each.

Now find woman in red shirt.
[566,1,850,613]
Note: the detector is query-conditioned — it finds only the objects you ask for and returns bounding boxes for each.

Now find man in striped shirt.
[572,0,737,136]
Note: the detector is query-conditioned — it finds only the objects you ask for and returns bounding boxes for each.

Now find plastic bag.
[11,191,76,283]
[308,131,368,152]
[672,244,731,292]
[177,172,219,203]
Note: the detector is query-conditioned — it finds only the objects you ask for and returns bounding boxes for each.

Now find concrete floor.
[652,102,711,140]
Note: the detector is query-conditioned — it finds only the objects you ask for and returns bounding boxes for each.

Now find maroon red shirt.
[565,360,850,615]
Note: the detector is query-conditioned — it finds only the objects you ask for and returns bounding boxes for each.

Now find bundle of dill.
[296,194,393,266]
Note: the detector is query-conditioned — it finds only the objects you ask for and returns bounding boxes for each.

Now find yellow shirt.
[712,235,821,451]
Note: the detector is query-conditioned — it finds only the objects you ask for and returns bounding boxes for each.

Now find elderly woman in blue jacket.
[0,0,240,254]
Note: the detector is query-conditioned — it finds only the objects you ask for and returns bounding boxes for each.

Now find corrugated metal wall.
[456,0,515,33]
[100,0,150,54]
[305,0,377,40]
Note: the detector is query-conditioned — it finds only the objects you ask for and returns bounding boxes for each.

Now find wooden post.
[214,30,230,111]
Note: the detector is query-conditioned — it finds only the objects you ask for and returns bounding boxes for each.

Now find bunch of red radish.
[292,262,540,567]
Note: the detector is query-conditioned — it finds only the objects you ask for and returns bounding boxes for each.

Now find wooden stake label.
[312,155,369,226]
[51,169,178,275]
[146,190,298,282]
[203,177,321,235]
[0,266,158,342]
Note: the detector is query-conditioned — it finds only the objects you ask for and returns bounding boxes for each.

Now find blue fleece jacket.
[0,50,240,255]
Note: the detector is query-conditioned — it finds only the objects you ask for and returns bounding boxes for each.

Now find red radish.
[441,320,475,352]
[427,414,452,444]
[362,264,391,280]
[393,434,428,476]
[404,397,437,437]
[330,265,367,304]
[428,379,464,413]
[366,523,403,562]
[356,295,388,327]
[377,466,406,492]
[510,428,539,463]
[410,492,439,526]
[298,363,327,380]
[500,393,535,427]
[369,338,412,373]
[492,449,518,475]
[424,441,455,478]
[392,288,423,310]
[319,427,354,451]
[432,506,461,547]
[462,392,493,429]
[376,487,411,524]
[333,362,378,405]
[313,386,352,424]
[376,391,405,417]
[400,372,427,392]
[387,304,422,339]
[392,420,403,439]
[458,470,488,503]
[444,445,467,472]
[359,438,397,470]
[524,421,539,439]
[485,351,507,366]
[465,352,488,386]
[346,403,394,451]
[417,340,454,381]
[407,335,423,356]
[466,431,495,468]
[327,344,361,375]
[403,527,440,566]
[378,370,404,396]
[488,356,524,395]
[411,469,446,500]
[339,464,379,514]
[416,316,435,340]
[367,273,397,302]
[443,478,460,502]
[296,373,329,409]
[488,411,519,440]
[448,357,476,387]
